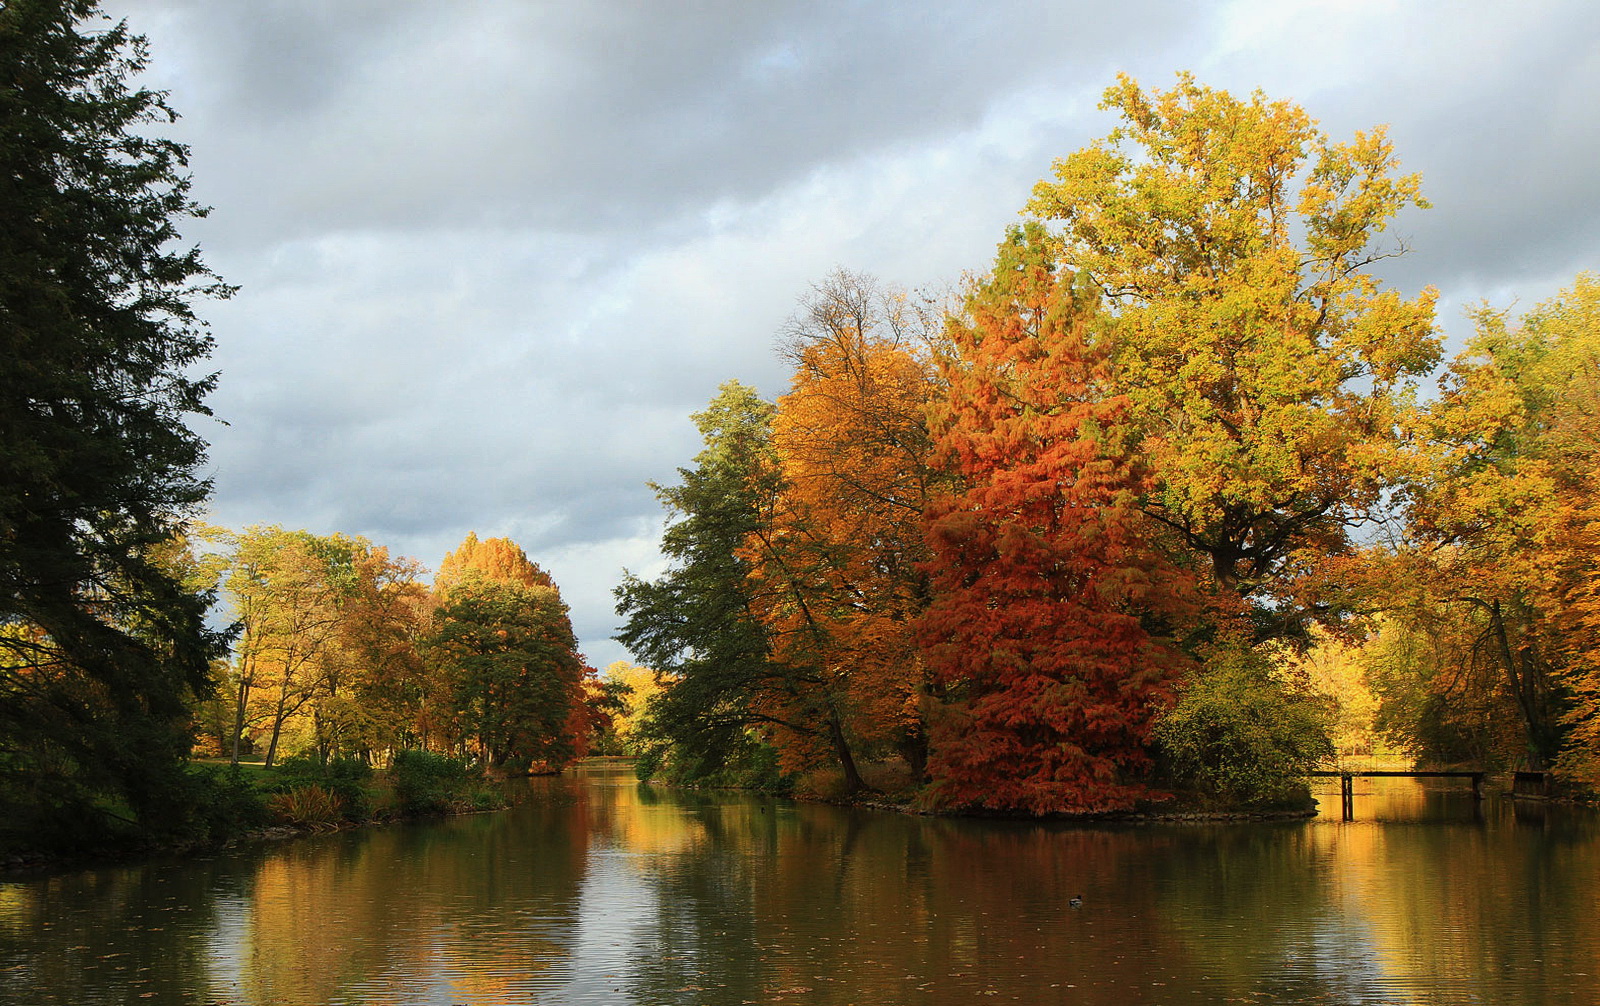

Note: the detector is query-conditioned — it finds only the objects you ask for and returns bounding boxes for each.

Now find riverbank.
[0,751,514,876]
[648,754,1596,823]
[0,800,515,879]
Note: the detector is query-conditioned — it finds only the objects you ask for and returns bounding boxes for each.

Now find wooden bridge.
[1310,769,1541,820]
[1311,769,1554,819]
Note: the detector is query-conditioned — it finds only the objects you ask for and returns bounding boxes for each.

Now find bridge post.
[1340,773,1354,821]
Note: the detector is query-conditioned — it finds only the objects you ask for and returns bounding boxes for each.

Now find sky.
[102,0,1600,671]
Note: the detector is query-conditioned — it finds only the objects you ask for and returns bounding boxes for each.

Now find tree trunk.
[264,670,298,768]
[826,708,868,794]
[900,721,929,781]
[1486,600,1559,769]
[229,658,254,766]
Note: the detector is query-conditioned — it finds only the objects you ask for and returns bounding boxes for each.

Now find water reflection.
[0,767,1595,1004]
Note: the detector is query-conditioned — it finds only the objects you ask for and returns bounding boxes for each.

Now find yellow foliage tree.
[1394,281,1600,770]
[1281,628,1379,760]
[603,660,660,748]
[1026,73,1440,617]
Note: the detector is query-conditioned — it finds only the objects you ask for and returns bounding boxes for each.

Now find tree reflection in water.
[0,767,1595,1004]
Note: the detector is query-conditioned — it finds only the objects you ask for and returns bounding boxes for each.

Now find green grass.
[192,758,278,787]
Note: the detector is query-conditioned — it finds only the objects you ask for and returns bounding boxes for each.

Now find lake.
[1,763,1596,1004]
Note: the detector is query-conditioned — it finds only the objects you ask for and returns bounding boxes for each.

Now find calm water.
[1,765,1597,1005]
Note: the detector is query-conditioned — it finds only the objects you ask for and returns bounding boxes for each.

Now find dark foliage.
[390,750,499,816]
[270,754,374,822]
[0,0,231,852]
[614,382,788,782]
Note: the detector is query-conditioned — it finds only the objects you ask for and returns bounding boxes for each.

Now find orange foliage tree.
[746,270,943,784]
[918,225,1197,814]
[436,533,556,594]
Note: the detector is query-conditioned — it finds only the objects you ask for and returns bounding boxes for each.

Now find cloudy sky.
[104,0,1600,670]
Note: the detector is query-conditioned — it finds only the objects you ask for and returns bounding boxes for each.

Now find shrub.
[187,763,270,841]
[270,754,374,822]
[1154,644,1334,809]
[390,750,501,816]
[266,785,344,828]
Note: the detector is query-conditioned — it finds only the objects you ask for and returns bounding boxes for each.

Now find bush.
[390,750,501,816]
[1,762,271,860]
[187,763,271,840]
[269,755,374,822]
[1154,645,1334,809]
[266,785,344,828]
[0,778,129,859]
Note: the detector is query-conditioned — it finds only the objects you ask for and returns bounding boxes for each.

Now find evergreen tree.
[614,382,801,784]
[0,0,230,849]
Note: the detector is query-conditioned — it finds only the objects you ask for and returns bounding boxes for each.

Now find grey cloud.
[111,0,1600,666]
[1308,4,1600,303]
[119,0,1205,244]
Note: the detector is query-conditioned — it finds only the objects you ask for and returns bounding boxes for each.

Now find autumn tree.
[599,660,659,754]
[223,527,361,767]
[428,573,584,771]
[1025,73,1440,624]
[428,533,588,771]
[1284,627,1380,759]
[918,224,1198,814]
[1362,606,1527,768]
[0,0,231,845]
[1535,277,1600,779]
[746,270,943,781]
[435,533,555,595]
[563,668,628,759]
[313,545,431,761]
[1390,278,1600,771]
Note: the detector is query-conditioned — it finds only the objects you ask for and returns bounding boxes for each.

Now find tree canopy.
[618,75,1471,811]
[614,382,796,782]
[1027,73,1440,618]
[919,224,1198,812]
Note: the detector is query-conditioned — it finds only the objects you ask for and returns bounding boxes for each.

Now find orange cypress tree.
[918,224,1196,814]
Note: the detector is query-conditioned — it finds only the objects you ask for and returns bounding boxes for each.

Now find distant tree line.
[192,527,613,776]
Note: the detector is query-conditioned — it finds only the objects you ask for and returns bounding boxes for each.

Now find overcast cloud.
[100,0,1600,669]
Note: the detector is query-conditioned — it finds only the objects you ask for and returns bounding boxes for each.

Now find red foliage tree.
[919,225,1197,814]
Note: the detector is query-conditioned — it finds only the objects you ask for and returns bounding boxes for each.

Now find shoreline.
[1,792,514,879]
[783,792,1321,824]
[14,764,1586,877]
